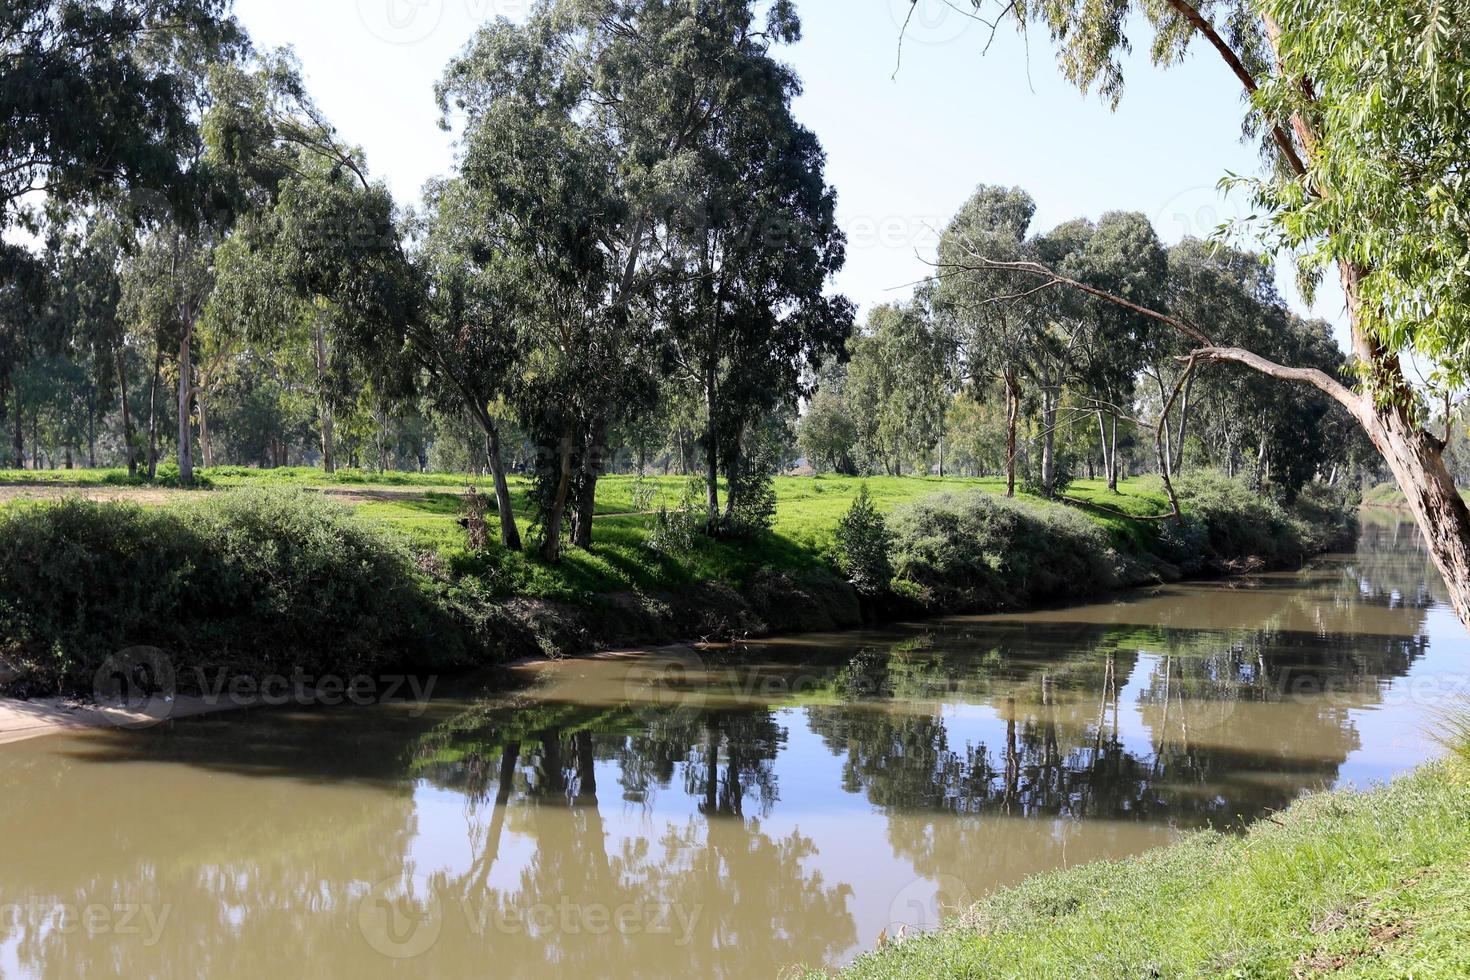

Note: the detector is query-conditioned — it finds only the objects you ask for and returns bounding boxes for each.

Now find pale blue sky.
[233,0,1349,347]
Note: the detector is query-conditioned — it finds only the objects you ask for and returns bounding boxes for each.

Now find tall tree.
[438,0,828,560]
[934,184,1038,496]
[2,1,242,475]
[927,0,1470,626]
[652,1,852,529]
[0,245,49,467]
[1062,212,1164,491]
[411,177,529,550]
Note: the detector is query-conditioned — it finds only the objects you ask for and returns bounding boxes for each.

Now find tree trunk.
[1096,410,1109,487]
[722,420,745,524]
[314,321,335,474]
[86,385,96,468]
[10,382,23,469]
[1040,384,1058,495]
[146,342,162,480]
[177,325,194,486]
[570,416,606,549]
[376,407,388,473]
[703,379,720,528]
[0,373,15,469]
[1004,369,1019,498]
[114,344,137,477]
[1362,400,1470,625]
[483,424,523,551]
[1172,373,1195,473]
[541,427,574,562]
[1109,414,1119,491]
[197,388,213,469]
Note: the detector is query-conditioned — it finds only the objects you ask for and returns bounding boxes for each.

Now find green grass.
[0,467,1326,605]
[825,755,1470,979]
[2,467,1171,597]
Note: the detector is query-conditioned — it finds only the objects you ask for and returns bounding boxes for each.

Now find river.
[1,514,1464,978]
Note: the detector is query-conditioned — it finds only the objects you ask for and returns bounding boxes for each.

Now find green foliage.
[889,491,1120,610]
[2,2,244,231]
[0,488,469,694]
[797,386,858,474]
[1018,436,1077,499]
[832,485,894,595]
[1254,0,1470,389]
[1170,470,1312,566]
[645,478,704,556]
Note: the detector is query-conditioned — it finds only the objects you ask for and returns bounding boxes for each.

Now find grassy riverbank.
[0,469,1355,697]
[827,745,1470,979]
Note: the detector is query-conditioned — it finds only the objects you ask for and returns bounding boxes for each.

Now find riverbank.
[825,745,1470,978]
[0,470,1355,701]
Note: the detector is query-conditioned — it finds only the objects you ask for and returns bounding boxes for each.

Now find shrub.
[1171,470,1305,565]
[888,491,1119,611]
[833,484,894,595]
[724,468,778,538]
[646,478,704,555]
[0,488,471,696]
[1018,441,1077,499]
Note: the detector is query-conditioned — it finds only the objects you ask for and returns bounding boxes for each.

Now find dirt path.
[0,483,443,508]
[0,484,193,506]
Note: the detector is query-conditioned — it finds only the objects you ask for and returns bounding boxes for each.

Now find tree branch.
[1162,0,1308,179]
[1189,346,1359,414]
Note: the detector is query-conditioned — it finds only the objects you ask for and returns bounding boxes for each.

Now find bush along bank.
[0,474,1355,699]
[850,471,1357,618]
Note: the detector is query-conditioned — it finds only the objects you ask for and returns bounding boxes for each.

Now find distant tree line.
[798,185,1384,502]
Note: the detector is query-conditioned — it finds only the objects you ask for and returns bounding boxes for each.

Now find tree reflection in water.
[0,518,1451,978]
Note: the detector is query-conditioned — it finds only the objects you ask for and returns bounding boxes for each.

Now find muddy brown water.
[1,516,1464,978]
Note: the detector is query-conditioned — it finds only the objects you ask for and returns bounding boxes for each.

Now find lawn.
[825,749,1470,979]
[0,467,1175,600]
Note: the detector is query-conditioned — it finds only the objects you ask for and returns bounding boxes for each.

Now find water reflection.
[0,517,1464,978]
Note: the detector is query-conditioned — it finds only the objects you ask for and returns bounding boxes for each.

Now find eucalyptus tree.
[924,0,1470,626]
[1022,217,1097,494]
[846,302,950,476]
[935,184,1039,495]
[204,52,412,478]
[0,245,49,467]
[651,1,852,528]
[438,0,823,560]
[411,177,528,549]
[1,1,242,228]
[2,1,242,475]
[45,225,131,470]
[1061,212,1164,489]
[798,385,859,475]
[120,222,217,479]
